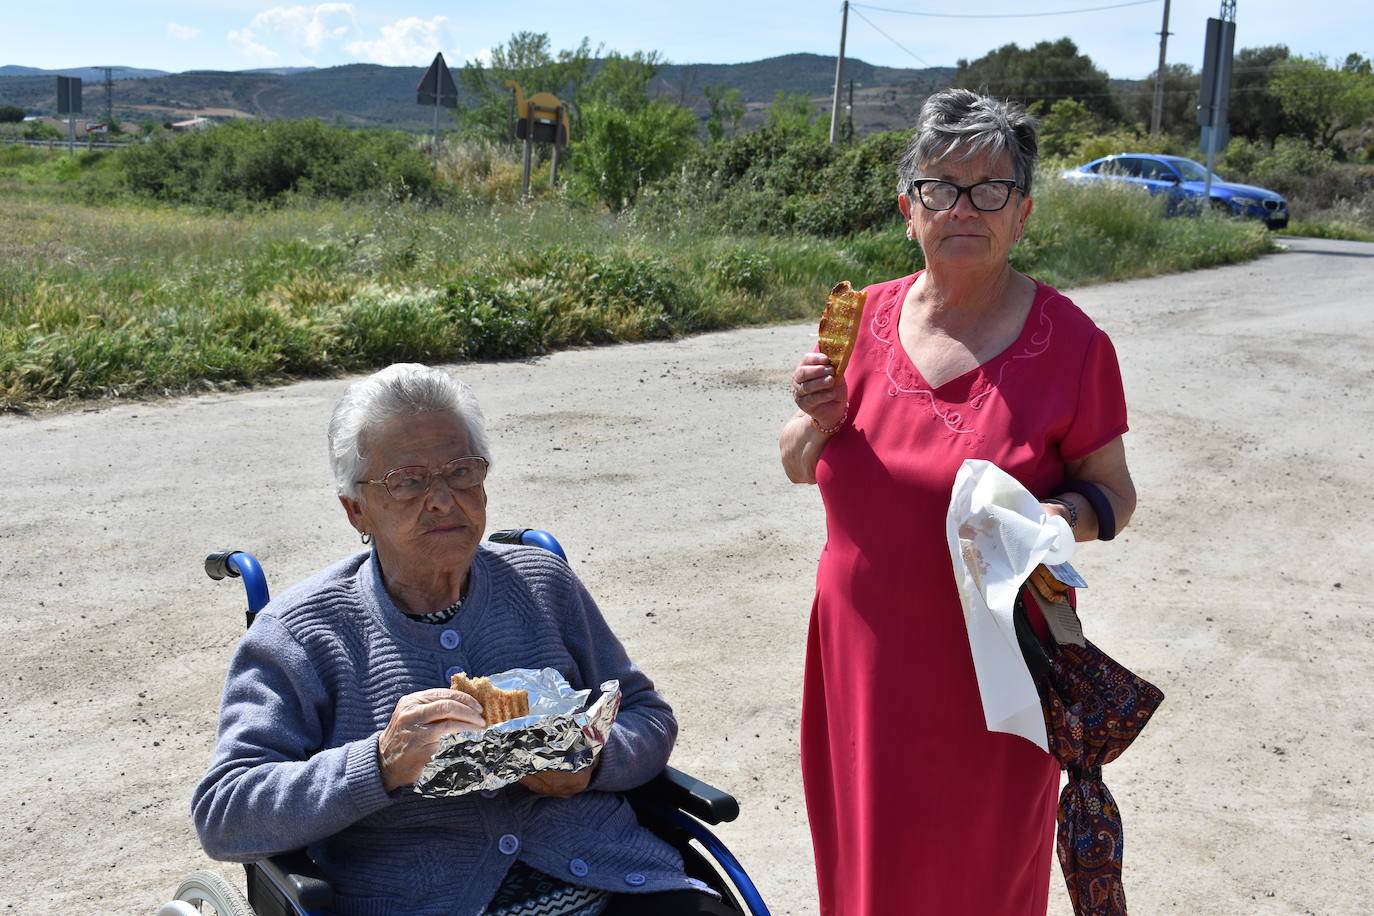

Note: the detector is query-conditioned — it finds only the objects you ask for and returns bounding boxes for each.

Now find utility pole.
[828,1,849,145]
[846,78,854,141]
[1149,0,1172,135]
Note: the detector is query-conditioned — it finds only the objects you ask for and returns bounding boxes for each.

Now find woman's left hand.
[520,761,598,798]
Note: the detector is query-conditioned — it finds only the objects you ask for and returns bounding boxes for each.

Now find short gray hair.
[897,88,1039,195]
[328,363,492,499]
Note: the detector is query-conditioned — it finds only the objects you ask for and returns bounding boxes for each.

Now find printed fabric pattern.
[1036,638,1166,915]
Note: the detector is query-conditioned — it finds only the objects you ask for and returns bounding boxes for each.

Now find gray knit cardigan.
[193,542,700,915]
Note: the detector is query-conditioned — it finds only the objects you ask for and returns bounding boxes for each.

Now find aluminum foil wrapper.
[414,667,621,798]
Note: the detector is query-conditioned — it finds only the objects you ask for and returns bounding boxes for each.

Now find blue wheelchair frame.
[202,529,771,916]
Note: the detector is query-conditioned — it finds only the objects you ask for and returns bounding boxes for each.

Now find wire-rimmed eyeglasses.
[908,178,1024,212]
[358,456,489,500]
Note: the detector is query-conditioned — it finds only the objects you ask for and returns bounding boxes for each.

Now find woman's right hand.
[782,353,850,484]
[378,688,486,792]
[792,352,848,428]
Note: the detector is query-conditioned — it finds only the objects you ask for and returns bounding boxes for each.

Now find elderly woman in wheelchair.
[192,363,736,916]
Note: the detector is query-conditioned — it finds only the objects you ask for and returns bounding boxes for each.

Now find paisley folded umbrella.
[1015,591,1164,916]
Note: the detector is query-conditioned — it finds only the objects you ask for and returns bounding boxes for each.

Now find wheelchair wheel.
[164,870,254,916]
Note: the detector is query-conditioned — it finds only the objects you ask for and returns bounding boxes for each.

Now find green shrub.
[709,248,774,293]
[117,119,436,208]
[663,128,907,237]
[23,121,62,141]
[570,100,698,211]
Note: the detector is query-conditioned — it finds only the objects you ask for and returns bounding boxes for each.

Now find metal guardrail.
[1,137,133,149]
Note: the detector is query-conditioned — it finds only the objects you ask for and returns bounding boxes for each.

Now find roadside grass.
[1,169,1276,409]
[1285,217,1374,243]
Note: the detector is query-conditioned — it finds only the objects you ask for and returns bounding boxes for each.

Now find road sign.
[416,53,457,108]
[1196,17,1234,128]
[57,76,82,115]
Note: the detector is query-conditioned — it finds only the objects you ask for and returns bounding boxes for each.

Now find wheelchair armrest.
[257,849,334,910]
[629,765,740,825]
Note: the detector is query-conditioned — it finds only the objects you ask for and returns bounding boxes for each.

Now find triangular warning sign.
[417,52,458,108]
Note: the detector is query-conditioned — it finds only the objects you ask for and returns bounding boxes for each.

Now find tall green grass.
[0,168,1274,409]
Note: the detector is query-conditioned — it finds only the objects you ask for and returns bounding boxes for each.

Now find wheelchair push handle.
[204,549,272,619]
[487,528,568,561]
[204,550,242,581]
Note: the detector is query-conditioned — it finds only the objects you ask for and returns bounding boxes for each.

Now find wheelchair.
[159,529,770,916]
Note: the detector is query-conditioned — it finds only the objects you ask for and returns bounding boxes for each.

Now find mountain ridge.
[0,54,960,133]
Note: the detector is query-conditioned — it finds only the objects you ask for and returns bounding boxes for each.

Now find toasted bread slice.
[450,672,531,726]
[1028,564,1071,605]
[818,281,868,381]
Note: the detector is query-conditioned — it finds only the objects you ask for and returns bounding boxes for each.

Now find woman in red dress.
[780,89,1138,916]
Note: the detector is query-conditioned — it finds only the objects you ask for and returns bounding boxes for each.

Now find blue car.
[1060,153,1289,229]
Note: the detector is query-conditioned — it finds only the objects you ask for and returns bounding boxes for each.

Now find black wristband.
[1059,480,1116,541]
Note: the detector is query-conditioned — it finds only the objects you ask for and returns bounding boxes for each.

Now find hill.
[0,65,168,81]
[0,54,958,133]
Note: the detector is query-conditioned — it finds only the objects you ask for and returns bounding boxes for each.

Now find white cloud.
[229,3,358,62]
[345,15,452,67]
[229,27,278,60]
[167,23,201,41]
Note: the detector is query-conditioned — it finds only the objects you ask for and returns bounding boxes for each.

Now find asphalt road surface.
[2,235,1371,914]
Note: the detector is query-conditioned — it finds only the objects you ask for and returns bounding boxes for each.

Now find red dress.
[801,273,1129,916]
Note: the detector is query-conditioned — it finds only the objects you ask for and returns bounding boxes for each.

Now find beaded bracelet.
[811,402,849,435]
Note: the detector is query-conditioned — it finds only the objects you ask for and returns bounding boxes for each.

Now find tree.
[580,50,662,112]
[1034,98,1104,158]
[456,32,595,143]
[573,100,698,210]
[0,105,24,123]
[570,49,697,209]
[1131,63,1199,139]
[953,38,1123,124]
[704,86,744,142]
[1229,45,1292,143]
[764,92,825,139]
[1270,53,1374,149]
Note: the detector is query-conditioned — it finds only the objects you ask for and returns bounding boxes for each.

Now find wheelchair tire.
[169,870,255,916]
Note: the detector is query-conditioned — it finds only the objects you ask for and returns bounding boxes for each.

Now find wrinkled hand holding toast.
[818,280,868,380]
[450,672,531,726]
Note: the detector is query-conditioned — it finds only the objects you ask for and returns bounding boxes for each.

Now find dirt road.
[2,236,1371,914]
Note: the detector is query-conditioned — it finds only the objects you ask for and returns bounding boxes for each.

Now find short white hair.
[327,363,491,499]
[897,88,1040,194]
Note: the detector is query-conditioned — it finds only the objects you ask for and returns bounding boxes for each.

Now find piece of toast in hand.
[818,280,868,381]
[449,672,531,726]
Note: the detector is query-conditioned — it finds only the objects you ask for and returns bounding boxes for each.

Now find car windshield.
[1169,158,1221,182]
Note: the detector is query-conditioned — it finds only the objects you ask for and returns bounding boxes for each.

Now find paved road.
[1,236,1371,914]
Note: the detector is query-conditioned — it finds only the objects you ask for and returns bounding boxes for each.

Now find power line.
[852,0,1158,20]
[850,6,932,66]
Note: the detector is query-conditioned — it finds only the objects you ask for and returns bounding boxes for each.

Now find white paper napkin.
[945,459,1076,752]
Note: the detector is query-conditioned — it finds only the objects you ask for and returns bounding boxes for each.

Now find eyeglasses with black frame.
[908,178,1024,212]
[359,456,489,500]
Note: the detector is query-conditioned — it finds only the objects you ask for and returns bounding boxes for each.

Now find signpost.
[1197,3,1237,203]
[56,76,81,155]
[504,81,570,197]
[416,52,458,163]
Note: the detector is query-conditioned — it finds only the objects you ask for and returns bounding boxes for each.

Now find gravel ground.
[1,235,1371,915]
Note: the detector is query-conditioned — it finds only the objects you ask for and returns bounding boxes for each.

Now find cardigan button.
[568,858,589,878]
[624,873,646,887]
[439,629,460,650]
[498,834,519,855]
[445,665,463,682]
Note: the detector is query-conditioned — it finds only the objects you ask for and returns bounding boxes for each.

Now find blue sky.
[3,1,1367,80]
